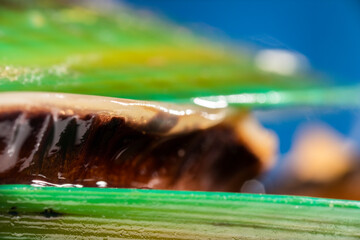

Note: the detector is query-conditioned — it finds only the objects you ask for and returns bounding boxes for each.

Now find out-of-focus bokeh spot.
[288,124,355,183]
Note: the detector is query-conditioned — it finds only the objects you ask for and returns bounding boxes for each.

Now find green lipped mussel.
[0,92,276,191]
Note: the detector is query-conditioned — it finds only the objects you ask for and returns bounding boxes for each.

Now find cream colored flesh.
[0,91,277,170]
[0,92,229,135]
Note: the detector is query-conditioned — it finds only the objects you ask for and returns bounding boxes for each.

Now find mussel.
[0,0,282,191]
[0,92,276,191]
[1,1,360,239]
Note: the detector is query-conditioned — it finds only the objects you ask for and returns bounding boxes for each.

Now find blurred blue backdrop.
[123,0,360,157]
[125,0,360,84]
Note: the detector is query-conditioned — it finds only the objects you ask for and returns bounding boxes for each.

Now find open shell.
[0,92,276,191]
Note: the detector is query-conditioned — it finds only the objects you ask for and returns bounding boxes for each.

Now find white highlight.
[255,49,308,75]
[31,179,83,188]
[193,97,228,109]
[96,181,108,188]
[193,91,283,107]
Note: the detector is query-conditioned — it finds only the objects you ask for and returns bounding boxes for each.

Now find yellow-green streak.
[0,1,313,102]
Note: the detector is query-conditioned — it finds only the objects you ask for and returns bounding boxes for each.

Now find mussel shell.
[0,92,265,191]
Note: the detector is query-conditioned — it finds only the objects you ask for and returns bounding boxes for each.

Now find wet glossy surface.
[0,110,260,191]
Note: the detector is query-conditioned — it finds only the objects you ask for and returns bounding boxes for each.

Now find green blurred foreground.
[1,2,359,239]
[0,185,359,239]
[0,1,311,102]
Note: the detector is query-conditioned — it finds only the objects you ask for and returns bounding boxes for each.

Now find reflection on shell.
[0,92,277,192]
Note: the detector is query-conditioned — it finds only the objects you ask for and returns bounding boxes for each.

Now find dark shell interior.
[0,110,260,191]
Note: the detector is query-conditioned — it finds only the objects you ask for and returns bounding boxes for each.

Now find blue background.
[125,0,360,84]
[123,0,360,156]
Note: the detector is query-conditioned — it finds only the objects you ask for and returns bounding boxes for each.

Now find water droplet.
[96,181,107,188]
